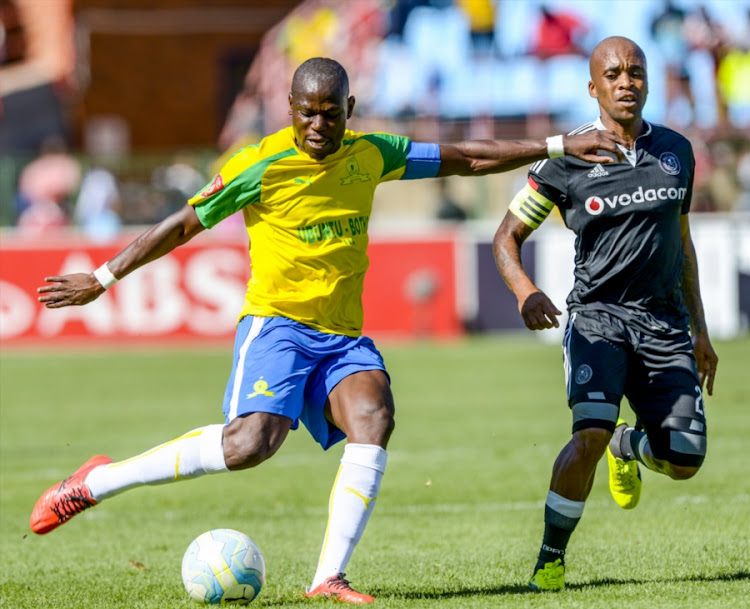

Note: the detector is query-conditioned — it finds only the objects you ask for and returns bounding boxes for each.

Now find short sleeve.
[188,175,246,228]
[528,157,567,206]
[188,145,297,228]
[359,133,411,181]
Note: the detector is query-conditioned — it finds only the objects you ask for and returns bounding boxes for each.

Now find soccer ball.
[181,529,265,605]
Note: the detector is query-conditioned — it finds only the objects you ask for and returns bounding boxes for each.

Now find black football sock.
[535,504,581,571]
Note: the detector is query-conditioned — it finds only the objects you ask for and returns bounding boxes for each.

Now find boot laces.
[614,460,637,486]
[51,489,94,522]
[327,574,354,591]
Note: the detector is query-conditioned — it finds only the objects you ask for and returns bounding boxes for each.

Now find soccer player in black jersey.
[493,36,719,590]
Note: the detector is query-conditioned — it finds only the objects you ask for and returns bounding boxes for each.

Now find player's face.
[289,81,354,161]
[588,42,648,127]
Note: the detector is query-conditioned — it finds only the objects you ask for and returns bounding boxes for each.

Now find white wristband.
[546,134,565,158]
[93,262,118,290]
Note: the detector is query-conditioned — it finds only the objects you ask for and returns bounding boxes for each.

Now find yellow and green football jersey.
[188,126,424,337]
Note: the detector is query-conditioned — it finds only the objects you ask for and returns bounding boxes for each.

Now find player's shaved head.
[291,57,349,99]
[589,36,646,78]
[588,36,648,137]
[288,57,355,160]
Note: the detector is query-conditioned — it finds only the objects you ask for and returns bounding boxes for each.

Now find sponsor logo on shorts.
[247,378,274,398]
[584,185,687,215]
[575,364,593,385]
[659,152,681,175]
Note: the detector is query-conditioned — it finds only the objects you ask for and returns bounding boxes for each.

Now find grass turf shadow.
[377,570,750,600]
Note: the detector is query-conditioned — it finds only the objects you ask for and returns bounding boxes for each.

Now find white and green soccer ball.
[181,529,265,605]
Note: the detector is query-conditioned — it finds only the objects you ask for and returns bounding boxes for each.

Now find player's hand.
[692,333,718,396]
[519,291,562,331]
[563,130,626,164]
[37,273,106,308]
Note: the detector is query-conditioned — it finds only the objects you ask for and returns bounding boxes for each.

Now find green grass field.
[1,335,748,609]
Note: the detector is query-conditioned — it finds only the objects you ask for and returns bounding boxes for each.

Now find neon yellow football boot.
[529,558,565,591]
[607,419,642,509]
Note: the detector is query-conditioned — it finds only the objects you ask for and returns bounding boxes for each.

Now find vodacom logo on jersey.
[584,185,688,215]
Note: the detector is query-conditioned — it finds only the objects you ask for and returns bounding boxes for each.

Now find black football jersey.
[519,119,694,322]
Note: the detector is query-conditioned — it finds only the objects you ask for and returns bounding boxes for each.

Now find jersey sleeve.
[187,145,264,228]
[359,133,428,182]
[509,158,567,230]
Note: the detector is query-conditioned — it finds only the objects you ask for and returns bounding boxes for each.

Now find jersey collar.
[593,116,652,137]
[593,117,652,168]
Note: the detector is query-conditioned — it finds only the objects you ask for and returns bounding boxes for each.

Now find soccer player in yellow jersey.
[31,57,624,603]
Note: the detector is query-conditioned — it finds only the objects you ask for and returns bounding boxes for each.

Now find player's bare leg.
[222,412,292,470]
[549,429,610,500]
[306,370,394,604]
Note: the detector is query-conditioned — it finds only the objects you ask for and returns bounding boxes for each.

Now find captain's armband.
[508,182,555,230]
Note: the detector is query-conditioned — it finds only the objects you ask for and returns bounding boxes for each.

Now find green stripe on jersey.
[360,133,410,178]
[196,147,298,228]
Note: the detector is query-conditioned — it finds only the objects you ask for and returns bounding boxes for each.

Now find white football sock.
[310,443,387,589]
[85,424,228,501]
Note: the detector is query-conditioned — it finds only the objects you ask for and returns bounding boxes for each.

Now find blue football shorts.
[221,315,388,450]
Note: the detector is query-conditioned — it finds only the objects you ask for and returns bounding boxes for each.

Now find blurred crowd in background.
[1,0,749,238]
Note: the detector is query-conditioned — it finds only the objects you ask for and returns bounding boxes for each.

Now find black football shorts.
[563,309,707,467]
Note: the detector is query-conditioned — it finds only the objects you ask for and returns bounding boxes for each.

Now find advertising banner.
[0,233,462,345]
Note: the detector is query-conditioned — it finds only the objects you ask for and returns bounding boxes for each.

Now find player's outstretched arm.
[493,212,561,331]
[437,130,625,177]
[37,204,206,308]
[680,215,718,395]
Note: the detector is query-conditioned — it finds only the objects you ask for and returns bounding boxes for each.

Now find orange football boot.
[305,574,375,604]
[30,455,112,534]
